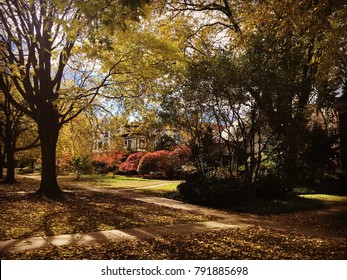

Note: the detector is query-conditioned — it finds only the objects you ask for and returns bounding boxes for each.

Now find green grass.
[299,194,347,205]
[70,174,181,190]
[134,182,182,197]
[136,182,181,191]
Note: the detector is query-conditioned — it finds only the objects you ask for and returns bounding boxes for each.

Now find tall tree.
[161,52,274,197]
[0,0,151,198]
[0,144,4,179]
[166,0,347,179]
[0,77,39,183]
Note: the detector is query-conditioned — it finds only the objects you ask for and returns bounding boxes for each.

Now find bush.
[255,172,290,198]
[92,160,106,174]
[177,176,243,207]
[137,146,192,178]
[93,151,125,174]
[69,156,93,180]
[137,150,170,177]
[299,125,337,182]
[119,152,145,174]
[337,171,347,194]
[307,172,347,195]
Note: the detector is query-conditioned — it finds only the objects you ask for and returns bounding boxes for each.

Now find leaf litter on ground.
[3,226,346,260]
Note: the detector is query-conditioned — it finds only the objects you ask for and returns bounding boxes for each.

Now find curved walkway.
[1,177,346,256]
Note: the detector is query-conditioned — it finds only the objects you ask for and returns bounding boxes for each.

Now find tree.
[183,54,276,197]
[161,52,274,197]
[160,90,221,180]
[0,144,4,179]
[0,0,153,198]
[56,112,95,177]
[0,77,39,183]
[154,134,176,151]
[165,0,347,181]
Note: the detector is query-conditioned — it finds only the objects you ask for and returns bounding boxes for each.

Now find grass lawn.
[3,226,346,260]
[299,194,347,204]
[65,174,182,190]
[133,182,182,196]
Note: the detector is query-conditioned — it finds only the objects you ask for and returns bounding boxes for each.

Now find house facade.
[121,123,148,151]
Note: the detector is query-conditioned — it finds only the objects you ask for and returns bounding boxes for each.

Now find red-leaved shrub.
[119,152,145,174]
[137,146,191,178]
[137,150,170,176]
[93,151,125,173]
[169,145,192,168]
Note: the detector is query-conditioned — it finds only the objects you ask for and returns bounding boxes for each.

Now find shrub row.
[177,172,291,207]
[119,146,191,178]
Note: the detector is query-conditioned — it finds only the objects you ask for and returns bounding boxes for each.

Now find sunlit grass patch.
[133,182,182,197]
[299,194,347,205]
[72,174,178,189]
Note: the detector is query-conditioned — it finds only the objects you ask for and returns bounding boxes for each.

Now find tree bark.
[35,105,63,199]
[3,119,16,183]
[4,145,15,184]
[0,146,4,179]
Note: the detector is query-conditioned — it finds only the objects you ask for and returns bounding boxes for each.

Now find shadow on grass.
[0,186,210,242]
[227,196,326,215]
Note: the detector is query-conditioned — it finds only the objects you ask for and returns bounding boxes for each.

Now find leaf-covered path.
[65,181,347,241]
[1,178,346,257]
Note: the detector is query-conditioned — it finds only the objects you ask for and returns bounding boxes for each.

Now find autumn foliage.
[137,146,191,178]
[169,145,191,168]
[119,152,145,174]
[137,150,169,176]
[93,151,125,173]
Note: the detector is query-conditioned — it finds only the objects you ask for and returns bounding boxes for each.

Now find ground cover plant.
[3,226,346,260]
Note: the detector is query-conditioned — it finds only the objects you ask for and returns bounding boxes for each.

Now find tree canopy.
[0,0,345,198]
[0,0,176,197]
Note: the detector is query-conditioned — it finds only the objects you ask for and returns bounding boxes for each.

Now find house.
[120,123,148,151]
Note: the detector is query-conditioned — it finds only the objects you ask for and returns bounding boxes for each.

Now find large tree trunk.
[4,145,15,184]
[35,106,62,199]
[0,146,3,179]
